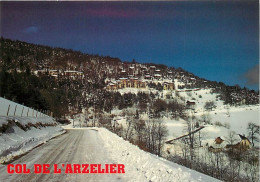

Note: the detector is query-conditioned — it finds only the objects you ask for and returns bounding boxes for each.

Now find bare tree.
[124,114,134,140]
[225,130,238,145]
[204,101,216,111]
[133,119,145,144]
[156,119,168,156]
[247,122,259,147]
[185,114,196,149]
[142,118,168,156]
[225,130,238,153]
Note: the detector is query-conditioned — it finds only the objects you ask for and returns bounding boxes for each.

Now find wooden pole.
[21,107,24,116]
[7,104,10,116]
[14,105,17,116]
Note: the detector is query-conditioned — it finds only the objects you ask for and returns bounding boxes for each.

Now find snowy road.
[0,129,124,182]
[0,128,219,182]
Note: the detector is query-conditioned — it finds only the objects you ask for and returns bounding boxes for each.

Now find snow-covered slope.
[0,97,47,117]
[0,122,64,164]
[98,127,219,182]
[0,97,65,164]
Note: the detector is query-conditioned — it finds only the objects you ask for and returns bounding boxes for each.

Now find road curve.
[0,129,124,182]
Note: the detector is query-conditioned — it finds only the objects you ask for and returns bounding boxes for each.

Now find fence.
[0,97,51,117]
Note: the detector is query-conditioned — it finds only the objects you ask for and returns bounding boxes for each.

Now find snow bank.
[0,126,64,164]
[97,128,219,182]
[0,116,65,164]
[0,116,56,127]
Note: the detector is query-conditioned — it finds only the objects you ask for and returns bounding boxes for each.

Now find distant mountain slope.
[0,37,258,117]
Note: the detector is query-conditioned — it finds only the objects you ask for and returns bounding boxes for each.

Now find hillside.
[0,37,259,181]
[0,37,258,118]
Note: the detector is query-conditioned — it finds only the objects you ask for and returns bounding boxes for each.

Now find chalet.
[226,134,251,150]
[186,101,196,109]
[130,79,146,88]
[107,83,117,90]
[120,70,127,77]
[129,67,135,75]
[154,74,162,80]
[145,74,151,80]
[215,137,224,144]
[167,71,173,78]
[239,135,251,149]
[208,137,226,152]
[34,69,47,76]
[48,69,59,76]
[118,78,128,88]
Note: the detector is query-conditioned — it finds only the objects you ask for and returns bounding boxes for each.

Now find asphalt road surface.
[0,129,125,182]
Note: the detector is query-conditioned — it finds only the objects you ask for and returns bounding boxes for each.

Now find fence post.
[36,111,38,117]
[32,110,34,117]
[21,107,24,116]
[27,108,29,116]
[14,105,17,116]
[7,104,10,116]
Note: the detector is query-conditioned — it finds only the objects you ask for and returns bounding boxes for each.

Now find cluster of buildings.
[106,78,175,91]
[33,69,84,80]
[208,135,251,152]
[106,78,146,90]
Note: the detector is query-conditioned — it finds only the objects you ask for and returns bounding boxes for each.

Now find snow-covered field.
[165,105,259,144]
[113,87,259,144]
[111,103,259,146]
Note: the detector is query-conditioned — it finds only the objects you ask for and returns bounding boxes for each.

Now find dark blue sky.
[0,1,259,90]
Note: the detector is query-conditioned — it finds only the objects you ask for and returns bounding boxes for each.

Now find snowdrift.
[0,116,65,164]
[97,127,220,182]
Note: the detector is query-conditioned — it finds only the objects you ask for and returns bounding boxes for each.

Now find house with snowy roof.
[208,137,227,152]
[226,134,251,150]
[186,101,196,110]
